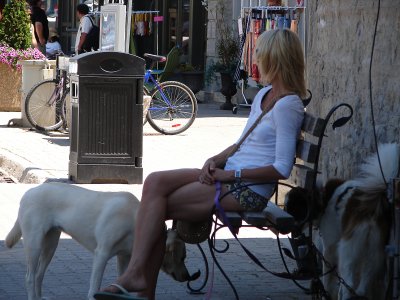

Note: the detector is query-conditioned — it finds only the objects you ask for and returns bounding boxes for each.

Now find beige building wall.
[205,0,400,182]
[306,0,400,182]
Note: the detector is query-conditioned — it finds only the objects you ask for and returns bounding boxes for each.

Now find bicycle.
[24,54,70,132]
[143,53,198,135]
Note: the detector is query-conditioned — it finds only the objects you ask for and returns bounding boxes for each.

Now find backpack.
[82,16,99,52]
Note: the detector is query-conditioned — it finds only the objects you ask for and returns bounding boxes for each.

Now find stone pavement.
[0,103,312,300]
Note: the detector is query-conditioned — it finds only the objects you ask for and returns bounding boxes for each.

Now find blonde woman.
[95,28,307,300]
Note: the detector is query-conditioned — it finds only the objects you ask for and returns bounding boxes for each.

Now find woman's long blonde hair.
[255,29,307,99]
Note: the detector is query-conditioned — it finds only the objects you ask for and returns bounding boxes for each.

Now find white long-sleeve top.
[224,85,304,197]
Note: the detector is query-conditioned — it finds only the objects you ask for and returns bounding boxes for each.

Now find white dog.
[5,183,193,300]
[318,143,399,299]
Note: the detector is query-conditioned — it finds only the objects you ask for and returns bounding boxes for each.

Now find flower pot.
[0,64,22,111]
[180,71,204,94]
[219,72,237,110]
[170,71,204,95]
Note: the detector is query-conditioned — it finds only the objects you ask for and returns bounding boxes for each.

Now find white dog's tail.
[352,143,400,192]
[5,221,22,248]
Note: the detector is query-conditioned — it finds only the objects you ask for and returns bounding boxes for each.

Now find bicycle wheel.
[60,88,70,131]
[146,81,197,135]
[143,86,150,125]
[25,79,64,131]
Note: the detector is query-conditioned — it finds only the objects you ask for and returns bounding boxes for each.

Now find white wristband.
[234,169,241,181]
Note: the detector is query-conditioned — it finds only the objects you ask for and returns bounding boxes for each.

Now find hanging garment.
[148,13,153,35]
[136,14,145,36]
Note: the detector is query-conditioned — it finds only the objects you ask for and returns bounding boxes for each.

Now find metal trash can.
[68,52,145,184]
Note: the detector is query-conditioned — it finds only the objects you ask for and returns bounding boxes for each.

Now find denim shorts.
[225,182,269,212]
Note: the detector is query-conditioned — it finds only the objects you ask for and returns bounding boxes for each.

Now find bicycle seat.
[143,53,167,63]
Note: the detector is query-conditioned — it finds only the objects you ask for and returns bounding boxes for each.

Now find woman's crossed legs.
[100,168,243,299]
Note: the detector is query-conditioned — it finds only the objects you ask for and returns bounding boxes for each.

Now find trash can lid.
[69,51,145,76]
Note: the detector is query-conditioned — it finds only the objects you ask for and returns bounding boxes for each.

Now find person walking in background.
[75,3,92,55]
[46,28,63,59]
[29,0,49,55]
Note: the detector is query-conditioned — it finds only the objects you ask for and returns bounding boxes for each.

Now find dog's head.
[284,178,345,228]
[321,178,346,209]
[161,229,200,282]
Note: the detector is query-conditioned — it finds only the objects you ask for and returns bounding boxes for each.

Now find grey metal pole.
[125,0,132,53]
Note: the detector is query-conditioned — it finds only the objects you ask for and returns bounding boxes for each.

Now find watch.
[234,169,242,181]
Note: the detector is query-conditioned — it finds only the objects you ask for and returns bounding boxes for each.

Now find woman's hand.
[212,168,234,182]
[199,159,216,185]
[199,159,235,184]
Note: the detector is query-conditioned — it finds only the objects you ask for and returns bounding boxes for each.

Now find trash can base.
[69,162,143,184]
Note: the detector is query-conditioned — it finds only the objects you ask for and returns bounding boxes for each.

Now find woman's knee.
[142,172,165,195]
[143,169,200,196]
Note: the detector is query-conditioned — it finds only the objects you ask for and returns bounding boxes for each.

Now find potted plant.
[0,0,31,50]
[175,63,204,95]
[0,0,45,111]
[205,1,240,110]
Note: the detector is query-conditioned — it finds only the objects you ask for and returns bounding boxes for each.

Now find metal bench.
[186,102,354,299]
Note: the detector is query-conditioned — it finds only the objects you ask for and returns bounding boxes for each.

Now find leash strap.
[205,182,222,300]
[213,181,303,280]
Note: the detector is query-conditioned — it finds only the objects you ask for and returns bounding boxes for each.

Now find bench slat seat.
[224,212,243,228]
[221,202,295,235]
[260,202,295,234]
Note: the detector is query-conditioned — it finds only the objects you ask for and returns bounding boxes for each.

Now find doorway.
[160,0,206,69]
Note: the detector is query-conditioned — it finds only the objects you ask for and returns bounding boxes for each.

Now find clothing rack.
[233,3,306,110]
[131,10,159,37]
[132,10,160,14]
[238,5,306,81]
[130,10,160,55]
[241,5,305,10]
[96,7,160,54]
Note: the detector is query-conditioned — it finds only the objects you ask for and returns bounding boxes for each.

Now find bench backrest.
[217,104,353,235]
[227,112,326,235]
[287,112,326,191]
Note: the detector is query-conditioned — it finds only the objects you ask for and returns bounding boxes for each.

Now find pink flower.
[0,43,46,71]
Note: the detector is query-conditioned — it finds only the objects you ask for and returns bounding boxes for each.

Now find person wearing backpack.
[75,3,98,55]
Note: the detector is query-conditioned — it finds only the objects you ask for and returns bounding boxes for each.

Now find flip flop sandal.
[93,283,147,300]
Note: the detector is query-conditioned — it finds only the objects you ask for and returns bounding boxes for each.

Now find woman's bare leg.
[102,169,201,293]
[137,231,166,300]
[102,168,242,296]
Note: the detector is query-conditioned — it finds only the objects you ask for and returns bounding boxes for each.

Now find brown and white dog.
[316,143,400,300]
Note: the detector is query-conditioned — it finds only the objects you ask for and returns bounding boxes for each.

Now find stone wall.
[205,1,399,181]
[306,0,400,182]
[0,64,22,112]
[204,0,235,103]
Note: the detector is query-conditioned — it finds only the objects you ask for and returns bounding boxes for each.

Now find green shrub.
[0,0,31,50]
